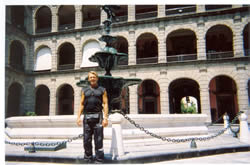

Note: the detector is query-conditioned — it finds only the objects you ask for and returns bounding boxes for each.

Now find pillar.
[196,5,205,13]
[233,13,244,57]
[129,71,138,114]
[158,5,165,18]
[51,6,58,32]
[128,5,135,22]
[197,17,206,60]
[74,32,82,70]
[51,37,57,71]
[158,22,166,63]
[49,78,57,115]
[159,69,168,114]
[75,5,82,29]
[128,26,136,65]
[239,112,249,143]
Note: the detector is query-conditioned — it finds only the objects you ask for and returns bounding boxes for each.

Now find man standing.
[77,71,109,163]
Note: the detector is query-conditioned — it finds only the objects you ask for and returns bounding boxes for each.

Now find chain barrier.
[205,112,226,127]
[119,110,243,143]
[5,133,83,147]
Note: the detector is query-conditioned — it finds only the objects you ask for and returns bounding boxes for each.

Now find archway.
[9,40,25,71]
[35,6,52,33]
[58,5,75,30]
[136,33,158,64]
[35,85,50,115]
[166,29,197,62]
[209,76,238,122]
[57,84,74,115]
[58,42,75,70]
[169,78,201,114]
[206,25,233,59]
[6,82,23,118]
[243,23,249,56]
[82,5,101,27]
[138,80,160,114]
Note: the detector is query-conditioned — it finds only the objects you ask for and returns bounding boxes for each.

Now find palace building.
[5,5,250,123]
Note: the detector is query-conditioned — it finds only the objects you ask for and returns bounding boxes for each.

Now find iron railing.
[207,51,234,60]
[58,64,74,70]
[165,5,196,16]
[136,57,158,64]
[82,19,100,27]
[135,11,158,20]
[58,23,75,31]
[167,53,197,62]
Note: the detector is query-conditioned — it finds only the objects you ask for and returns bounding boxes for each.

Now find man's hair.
[88,71,98,80]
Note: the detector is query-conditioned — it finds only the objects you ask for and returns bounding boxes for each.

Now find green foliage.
[24,111,37,116]
[181,100,197,114]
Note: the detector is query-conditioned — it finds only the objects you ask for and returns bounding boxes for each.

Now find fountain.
[77,5,142,112]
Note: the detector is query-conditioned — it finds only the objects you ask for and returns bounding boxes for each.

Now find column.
[196,5,205,13]
[233,13,244,57]
[32,15,36,35]
[74,32,82,70]
[159,69,168,114]
[27,39,34,71]
[157,5,165,18]
[73,81,81,115]
[197,17,206,60]
[51,37,57,71]
[75,5,82,29]
[51,6,58,32]
[128,26,136,65]
[129,72,138,114]
[128,5,135,22]
[158,22,166,63]
[236,64,249,111]
[49,78,57,115]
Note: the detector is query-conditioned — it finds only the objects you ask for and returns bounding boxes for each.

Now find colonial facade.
[5,5,250,123]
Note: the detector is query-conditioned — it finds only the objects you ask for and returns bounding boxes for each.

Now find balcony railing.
[58,64,74,70]
[205,5,232,11]
[9,63,25,71]
[167,54,197,62]
[244,49,250,56]
[36,27,51,34]
[207,51,234,60]
[136,57,158,64]
[58,23,75,31]
[82,19,100,27]
[113,15,128,23]
[135,11,158,20]
[165,6,196,16]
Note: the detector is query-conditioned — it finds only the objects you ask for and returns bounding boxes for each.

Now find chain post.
[29,142,36,153]
[190,139,197,148]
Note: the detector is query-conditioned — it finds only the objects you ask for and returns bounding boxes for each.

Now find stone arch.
[208,75,239,123]
[81,39,101,68]
[35,84,50,116]
[138,79,161,114]
[9,40,26,70]
[166,28,197,62]
[6,82,24,118]
[34,45,52,71]
[58,5,75,31]
[165,25,198,39]
[168,78,201,114]
[136,32,158,64]
[57,42,75,70]
[35,6,52,33]
[56,83,74,115]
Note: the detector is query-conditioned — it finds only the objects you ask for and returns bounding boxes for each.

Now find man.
[77,71,109,163]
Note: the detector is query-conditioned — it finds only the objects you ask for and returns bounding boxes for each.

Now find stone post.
[223,114,232,135]
[109,113,125,159]
[239,112,249,143]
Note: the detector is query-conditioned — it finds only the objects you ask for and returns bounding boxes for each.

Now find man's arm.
[102,90,109,127]
[76,92,85,126]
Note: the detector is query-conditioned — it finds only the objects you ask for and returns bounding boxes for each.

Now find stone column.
[236,64,248,111]
[23,78,35,115]
[32,15,36,35]
[75,5,82,29]
[196,5,205,13]
[233,13,244,57]
[128,5,135,22]
[51,6,58,32]
[158,22,166,63]
[159,69,168,114]
[157,5,165,18]
[51,37,57,71]
[49,78,57,115]
[74,32,82,70]
[128,26,136,65]
[199,70,211,123]
[197,17,206,60]
[129,72,138,114]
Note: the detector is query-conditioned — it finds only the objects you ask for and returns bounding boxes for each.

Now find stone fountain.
[76,5,142,112]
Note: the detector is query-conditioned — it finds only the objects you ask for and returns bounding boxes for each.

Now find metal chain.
[206,112,226,127]
[119,110,243,143]
[5,133,83,147]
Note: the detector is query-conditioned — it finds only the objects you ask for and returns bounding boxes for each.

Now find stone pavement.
[5,126,250,164]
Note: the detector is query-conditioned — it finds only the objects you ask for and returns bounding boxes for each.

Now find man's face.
[88,73,98,87]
